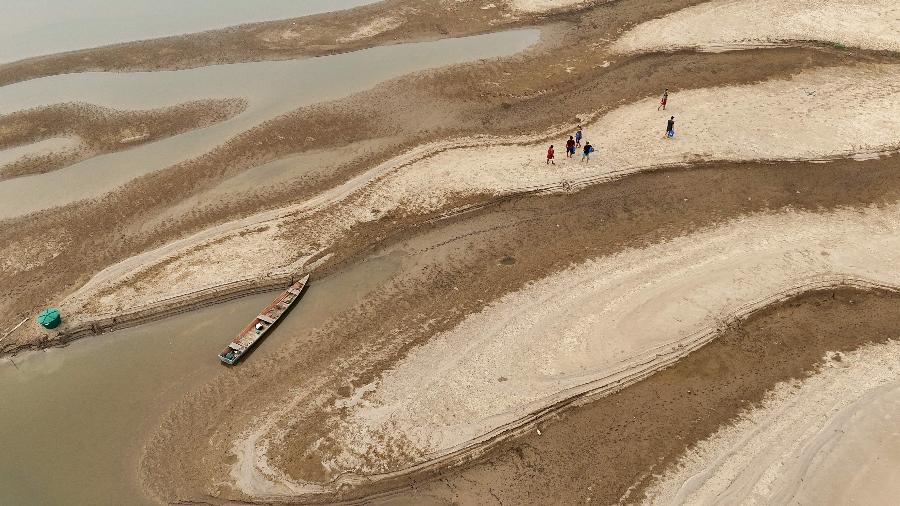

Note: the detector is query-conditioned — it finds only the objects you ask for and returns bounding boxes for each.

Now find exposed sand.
[141,154,900,502]
[508,0,591,12]
[270,203,900,485]
[0,99,246,180]
[337,17,405,44]
[643,341,900,505]
[371,287,900,505]
[612,0,900,54]
[68,62,900,318]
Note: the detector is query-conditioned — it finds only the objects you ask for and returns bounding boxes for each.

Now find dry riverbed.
[1,0,899,504]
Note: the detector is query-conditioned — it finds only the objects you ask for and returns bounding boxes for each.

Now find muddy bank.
[375,287,900,505]
[140,154,900,502]
[0,43,871,351]
[2,273,297,358]
[0,99,245,180]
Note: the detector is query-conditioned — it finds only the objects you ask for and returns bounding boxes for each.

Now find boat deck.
[219,275,309,364]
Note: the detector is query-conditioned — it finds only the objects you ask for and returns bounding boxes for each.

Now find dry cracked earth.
[2,0,900,504]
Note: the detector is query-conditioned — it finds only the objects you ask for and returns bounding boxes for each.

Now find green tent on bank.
[37,308,61,329]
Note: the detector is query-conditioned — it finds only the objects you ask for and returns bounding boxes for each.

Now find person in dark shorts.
[665,116,675,139]
[575,126,583,147]
[566,136,576,158]
[547,144,555,165]
[658,89,669,111]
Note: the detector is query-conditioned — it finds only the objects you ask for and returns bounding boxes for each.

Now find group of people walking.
[546,89,675,165]
[547,125,593,165]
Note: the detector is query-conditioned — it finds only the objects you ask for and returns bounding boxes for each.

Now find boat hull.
[218,274,309,365]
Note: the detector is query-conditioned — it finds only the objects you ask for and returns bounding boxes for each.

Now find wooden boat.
[219,274,310,365]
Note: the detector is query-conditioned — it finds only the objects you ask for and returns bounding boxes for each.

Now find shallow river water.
[0,29,540,220]
[0,0,379,63]
[0,255,401,505]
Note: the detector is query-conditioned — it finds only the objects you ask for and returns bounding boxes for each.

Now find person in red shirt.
[546,144,555,165]
[565,136,576,158]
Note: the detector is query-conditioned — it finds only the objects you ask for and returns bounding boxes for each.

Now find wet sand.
[0,99,245,180]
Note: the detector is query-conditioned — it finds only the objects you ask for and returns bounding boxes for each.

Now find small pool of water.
[0,29,540,220]
[0,253,401,505]
[0,0,379,63]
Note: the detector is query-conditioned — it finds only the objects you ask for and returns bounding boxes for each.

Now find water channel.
[0,254,402,505]
[0,28,540,220]
[0,0,379,63]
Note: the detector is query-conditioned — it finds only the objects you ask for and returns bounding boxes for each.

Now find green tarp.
[37,308,61,329]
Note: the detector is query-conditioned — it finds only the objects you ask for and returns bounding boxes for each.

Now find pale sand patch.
[65,63,900,316]
[0,136,81,167]
[337,17,404,43]
[643,342,900,505]
[508,0,589,13]
[611,0,900,54]
[303,203,900,478]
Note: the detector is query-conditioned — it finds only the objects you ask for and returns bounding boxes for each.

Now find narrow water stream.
[0,254,402,505]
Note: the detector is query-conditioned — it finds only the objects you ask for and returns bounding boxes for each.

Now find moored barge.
[219,274,310,365]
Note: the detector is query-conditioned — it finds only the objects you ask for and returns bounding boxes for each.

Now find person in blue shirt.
[575,125,583,147]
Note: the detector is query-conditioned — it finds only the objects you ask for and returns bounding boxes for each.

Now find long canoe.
[218,274,309,365]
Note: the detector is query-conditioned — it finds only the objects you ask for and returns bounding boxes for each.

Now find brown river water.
[0,254,401,504]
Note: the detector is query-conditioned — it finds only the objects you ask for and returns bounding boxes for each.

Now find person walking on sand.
[547,144,555,165]
[665,116,675,139]
[658,88,669,111]
[566,136,576,158]
[581,142,594,162]
[575,126,583,147]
